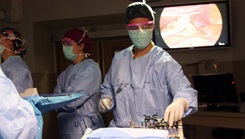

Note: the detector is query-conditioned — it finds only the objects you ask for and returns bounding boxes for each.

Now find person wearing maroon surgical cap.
[53,27,104,139]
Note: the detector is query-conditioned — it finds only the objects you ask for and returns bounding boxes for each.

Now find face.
[126,18,154,50]
[62,37,84,54]
[0,35,14,50]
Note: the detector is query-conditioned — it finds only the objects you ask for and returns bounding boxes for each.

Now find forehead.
[128,17,151,24]
[62,37,74,42]
[0,37,12,41]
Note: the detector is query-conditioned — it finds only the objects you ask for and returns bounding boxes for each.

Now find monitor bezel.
[152,0,232,51]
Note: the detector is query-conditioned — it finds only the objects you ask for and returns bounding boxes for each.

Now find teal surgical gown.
[54,58,104,139]
[24,92,86,139]
[1,56,33,94]
[101,45,198,127]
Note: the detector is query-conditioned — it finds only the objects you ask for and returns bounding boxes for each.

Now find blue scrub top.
[54,58,104,139]
[101,45,198,127]
[1,56,33,94]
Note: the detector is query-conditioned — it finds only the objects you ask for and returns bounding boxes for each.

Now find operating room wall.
[1,0,244,93]
[0,0,243,91]
[0,0,245,138]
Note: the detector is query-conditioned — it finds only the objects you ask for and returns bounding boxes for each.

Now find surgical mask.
[0,44,14,55]
[0,44,4,56]
[62,45,77,61]
[0,44,3,64]
[0,38,16,54]
[128,29,153,49]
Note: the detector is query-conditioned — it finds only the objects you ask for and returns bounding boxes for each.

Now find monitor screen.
[192,73,240,106]
[153,1,231,50]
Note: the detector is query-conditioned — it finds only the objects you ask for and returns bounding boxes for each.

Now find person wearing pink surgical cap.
[0,27,33,94]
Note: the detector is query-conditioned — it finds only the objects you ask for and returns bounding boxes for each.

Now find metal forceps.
[109,79,129,104]
[115,79,128,95]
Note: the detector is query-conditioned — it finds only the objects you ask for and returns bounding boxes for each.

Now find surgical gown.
[23,92,86,139]
[0,67,37,139]
[101,45,198,127]
[54,58,104,139]
[1,56,33,94]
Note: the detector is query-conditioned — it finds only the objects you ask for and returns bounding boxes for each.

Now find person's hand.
[20,88,39,98]
[164,98,189,126]
[98,97,112,113]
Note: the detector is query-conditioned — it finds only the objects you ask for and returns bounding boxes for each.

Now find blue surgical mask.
[128,29,153,49]
[62,45,77,61]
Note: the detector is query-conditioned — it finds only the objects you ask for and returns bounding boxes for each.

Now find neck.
[133,41,154,59]
[73,53,87,64]
[1,49,16,60]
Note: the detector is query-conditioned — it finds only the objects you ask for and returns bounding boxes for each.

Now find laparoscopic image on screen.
[153,1,231,50]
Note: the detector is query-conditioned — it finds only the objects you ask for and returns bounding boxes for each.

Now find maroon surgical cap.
[63,28,91,52]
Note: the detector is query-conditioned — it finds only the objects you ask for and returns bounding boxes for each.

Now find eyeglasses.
[0,36,26,44]
[0,37,9,42]
[126,21,154,30]
[61,38,76,46]
[61,41,76,46]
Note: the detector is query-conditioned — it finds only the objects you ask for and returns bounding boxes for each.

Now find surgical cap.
[63,28,91,52]
[125,2,155,24]
[0,27,27,57]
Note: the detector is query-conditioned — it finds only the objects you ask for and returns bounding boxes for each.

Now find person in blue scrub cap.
[98,1,198,127]
[0,67,37,139]
[54,27,104,139]
[0,27,33,94]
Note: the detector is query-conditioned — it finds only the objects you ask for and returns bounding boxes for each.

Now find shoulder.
[112,45,133,62]
[3,56,27,65]
[81,58,98,68]
[151,46,181,68]
[151,46,173,62]
[1,56,29,72]
[77,58,100,72]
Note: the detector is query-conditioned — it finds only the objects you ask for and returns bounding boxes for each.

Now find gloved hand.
[20,88,39,98]
[164,98,189,126]
[98,97,112,113]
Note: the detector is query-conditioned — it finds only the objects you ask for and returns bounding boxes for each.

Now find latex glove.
[20,88,39,98]
[81,128,93,139]
[164,98,189,126]
[98,97,112,113]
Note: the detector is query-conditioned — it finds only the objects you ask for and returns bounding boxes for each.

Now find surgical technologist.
[98,1,198,127]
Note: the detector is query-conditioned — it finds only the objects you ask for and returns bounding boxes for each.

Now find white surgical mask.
[0,44,3,64]
[0,44,4,56]
[128,29,153,49]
